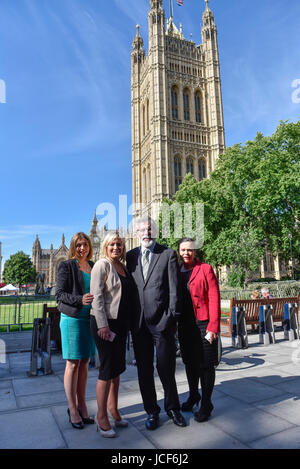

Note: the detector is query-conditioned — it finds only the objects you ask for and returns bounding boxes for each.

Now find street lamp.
[288,233,295,280]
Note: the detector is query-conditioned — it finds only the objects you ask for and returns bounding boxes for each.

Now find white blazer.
[90,258,122,329]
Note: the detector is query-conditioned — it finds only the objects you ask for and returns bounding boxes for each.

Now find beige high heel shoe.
[114,418,129,428]
[108,409,129,428]
[95,416,116,438]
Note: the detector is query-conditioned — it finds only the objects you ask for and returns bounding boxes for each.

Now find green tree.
[3,252,37,287]
[157,120,300,282]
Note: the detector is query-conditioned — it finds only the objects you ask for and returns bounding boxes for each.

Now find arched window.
[183,88,190,121]
[198,160,206,180]
[171,86,178,120]
[147,164,151,202]
[174,156,182,192]
[143,168,147,204]
[195,91,202,123]
[186,157,194,175]
[142,105,145,136]
[146,99,150,130]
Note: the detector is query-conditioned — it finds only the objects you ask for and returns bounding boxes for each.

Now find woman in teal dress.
[56,232,96,429]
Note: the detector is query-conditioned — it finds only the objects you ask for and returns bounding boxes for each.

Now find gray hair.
[135,216,158,236]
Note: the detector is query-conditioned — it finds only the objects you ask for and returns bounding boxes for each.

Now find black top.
[117,271,136,324]
[179,269,197,327]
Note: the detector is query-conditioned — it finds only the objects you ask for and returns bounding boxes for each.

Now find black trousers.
[178,320,218,410]
[132,321,180,415]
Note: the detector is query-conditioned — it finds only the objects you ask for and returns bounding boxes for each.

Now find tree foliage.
[157,120,300,285]
[3,252,37,287]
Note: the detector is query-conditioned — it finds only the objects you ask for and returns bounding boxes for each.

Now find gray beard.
[141,239,155,249]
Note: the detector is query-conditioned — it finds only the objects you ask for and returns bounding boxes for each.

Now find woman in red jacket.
[178,238,221,422]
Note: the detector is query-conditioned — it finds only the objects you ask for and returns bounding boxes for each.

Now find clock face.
[94,237,99,243]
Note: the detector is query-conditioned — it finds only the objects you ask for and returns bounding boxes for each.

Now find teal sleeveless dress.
[60,270,96,360]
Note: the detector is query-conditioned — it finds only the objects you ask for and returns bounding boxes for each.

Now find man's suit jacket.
[126,243,181,333]
[187,261,221,334]
[55,259,94,318]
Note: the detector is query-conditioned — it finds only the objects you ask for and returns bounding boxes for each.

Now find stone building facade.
[31,1,293,284]
[32,234,68,286]
[130,0,291,281]
[131,0,225,221]
[0,241,2,283]
[89,211,134,263]
[31,214,135,285]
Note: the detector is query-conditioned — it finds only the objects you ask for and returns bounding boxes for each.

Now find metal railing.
[0,296,57,332]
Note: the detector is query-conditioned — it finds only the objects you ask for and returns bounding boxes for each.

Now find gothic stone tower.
[131,0,225,221]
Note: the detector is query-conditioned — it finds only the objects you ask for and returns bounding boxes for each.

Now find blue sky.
[0,0,299,270]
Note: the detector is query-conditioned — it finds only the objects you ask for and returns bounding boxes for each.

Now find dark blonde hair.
[68,232,93,261]
[251,290,260,299]
[100,232,126,262]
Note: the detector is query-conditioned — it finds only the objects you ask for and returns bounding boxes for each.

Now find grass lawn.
[0,297,57,330]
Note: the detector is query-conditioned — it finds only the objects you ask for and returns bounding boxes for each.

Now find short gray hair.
[135,216,157,236]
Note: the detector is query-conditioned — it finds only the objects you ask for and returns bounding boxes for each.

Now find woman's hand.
[82,293,94,305]
[206,331,218,344]
[97,326,111,341]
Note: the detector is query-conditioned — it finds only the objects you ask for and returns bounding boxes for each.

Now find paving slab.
[0,381,17,411]
[13,374,64,396]
[51,402,155,450]
[254,395,300,426]
[132,413,248,449]
[249,426,300,449]
[16,389,67,409]
[0,331,32,353]
[1,332,300,449]
[209,395,294,444]
[217,376,286,404]
[0,408,66,449]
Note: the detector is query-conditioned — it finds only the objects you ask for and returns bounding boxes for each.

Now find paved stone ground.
[1,330,300,450]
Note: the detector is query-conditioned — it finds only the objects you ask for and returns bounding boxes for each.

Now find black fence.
[0,296,57,332]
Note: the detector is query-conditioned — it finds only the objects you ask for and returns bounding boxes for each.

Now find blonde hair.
[68,232,93,261]
[100,232,126,262]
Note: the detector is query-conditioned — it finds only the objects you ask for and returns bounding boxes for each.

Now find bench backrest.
[230,296,299,322]
[43,304,59,319]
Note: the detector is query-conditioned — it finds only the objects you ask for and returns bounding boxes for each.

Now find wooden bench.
[220,296,299,337]
[43,304,61,352]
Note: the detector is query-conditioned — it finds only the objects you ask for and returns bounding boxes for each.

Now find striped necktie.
[142,249,150,280]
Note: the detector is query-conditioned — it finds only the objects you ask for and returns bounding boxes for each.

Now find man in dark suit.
[126,217,186,430]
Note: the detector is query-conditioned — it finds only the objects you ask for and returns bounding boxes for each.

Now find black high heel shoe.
[67,408,84,429]
[194,403,214,422]
[181,395,201,412]
[78,409,95,425]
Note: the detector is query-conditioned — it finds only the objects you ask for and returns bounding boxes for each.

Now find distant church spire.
[92,209,98,226]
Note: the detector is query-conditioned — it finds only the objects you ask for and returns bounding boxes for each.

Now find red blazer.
[187,261,221,334]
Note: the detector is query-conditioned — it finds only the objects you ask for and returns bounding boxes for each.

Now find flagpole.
[170,0,173,19]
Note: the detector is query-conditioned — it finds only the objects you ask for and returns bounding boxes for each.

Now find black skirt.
[195,319,220,369]
[178,319,220,369]
[90,315,128,381]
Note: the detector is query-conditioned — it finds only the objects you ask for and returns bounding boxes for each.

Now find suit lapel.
[189,262,202,285]
[137,247,144,280]
[75,260,85,294]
